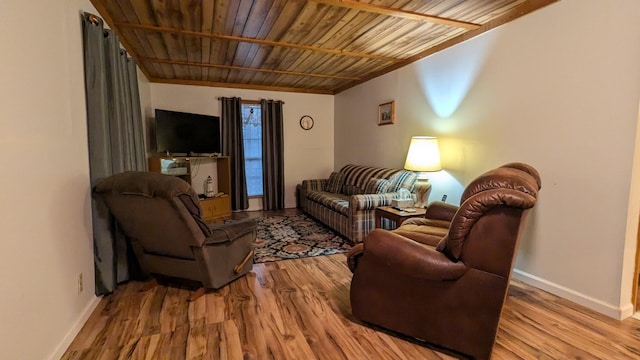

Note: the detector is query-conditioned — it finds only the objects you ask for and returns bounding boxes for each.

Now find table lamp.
[403,136,442,207]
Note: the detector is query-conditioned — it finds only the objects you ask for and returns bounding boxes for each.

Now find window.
[241,102,263,197]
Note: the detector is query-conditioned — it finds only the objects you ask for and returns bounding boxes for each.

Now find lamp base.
[413,179,432,208]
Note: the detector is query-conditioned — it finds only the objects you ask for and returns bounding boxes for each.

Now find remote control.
[392,206,404,211]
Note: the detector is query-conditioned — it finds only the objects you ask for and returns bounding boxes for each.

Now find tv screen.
[155,109,221,155]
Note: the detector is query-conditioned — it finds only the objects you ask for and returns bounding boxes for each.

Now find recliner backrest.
[94,171,208,259]
[437,164,541,275]
[460,163,540,204]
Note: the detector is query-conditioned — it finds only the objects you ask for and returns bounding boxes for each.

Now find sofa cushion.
[307,191,350,215]
[365,178,392,194]
[388,171,418,192]
[340,164,399,194]
[326,171,345,193]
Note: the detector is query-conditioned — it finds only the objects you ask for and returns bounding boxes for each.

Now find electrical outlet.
[78,273,84,294]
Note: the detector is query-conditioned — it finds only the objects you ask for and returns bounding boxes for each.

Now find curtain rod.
[87,14,100,25]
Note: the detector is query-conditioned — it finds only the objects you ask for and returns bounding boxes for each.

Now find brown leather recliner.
[94,171,256,294]
[347,163,541,359]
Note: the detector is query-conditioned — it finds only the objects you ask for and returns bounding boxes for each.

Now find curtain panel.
[220,97,249,210]
[82,13,146,295]
[261,100,285,210]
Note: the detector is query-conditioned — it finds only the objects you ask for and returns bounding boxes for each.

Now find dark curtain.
[220,97,249,210]
[82,13,146,295]
[261,100,285,210]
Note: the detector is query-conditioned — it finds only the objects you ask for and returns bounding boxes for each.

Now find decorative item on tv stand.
[205,176,215,197]
[403,136,442,208]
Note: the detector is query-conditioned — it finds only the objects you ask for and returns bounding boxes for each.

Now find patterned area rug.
[253,214,352,263]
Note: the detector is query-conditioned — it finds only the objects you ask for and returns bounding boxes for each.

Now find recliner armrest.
[361,229,466,281]
[425,201,458,223]
[204,218,257,245]
[347,243,364,273]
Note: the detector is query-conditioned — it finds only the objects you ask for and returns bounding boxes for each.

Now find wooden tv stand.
[148,155,232,221]
[198,196,231,221]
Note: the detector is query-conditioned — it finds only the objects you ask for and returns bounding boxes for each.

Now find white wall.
[0,0,100,359]
[335,0,640,318]
[150,84,335,209]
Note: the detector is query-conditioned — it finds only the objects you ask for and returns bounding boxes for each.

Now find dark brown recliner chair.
[348,163,541,359]
[94,171,256,296]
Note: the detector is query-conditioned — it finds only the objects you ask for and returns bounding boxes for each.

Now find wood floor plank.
[185,318,208,359]
[204,287,228,325]
[187,294,207,324]
[220,320,247,360]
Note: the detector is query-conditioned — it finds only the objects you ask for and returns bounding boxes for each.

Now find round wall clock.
[299,115,314,130]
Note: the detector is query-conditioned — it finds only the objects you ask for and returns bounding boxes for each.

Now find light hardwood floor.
[62,209,640,359]
[62,252,640,359]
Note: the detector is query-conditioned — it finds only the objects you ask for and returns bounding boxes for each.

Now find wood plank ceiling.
[90,0,558,95]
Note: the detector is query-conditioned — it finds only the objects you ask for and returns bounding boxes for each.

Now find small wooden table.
[375,206,427,229]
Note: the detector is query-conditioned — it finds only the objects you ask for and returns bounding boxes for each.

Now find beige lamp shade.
[404,136,442,174]
[404,136,441,207]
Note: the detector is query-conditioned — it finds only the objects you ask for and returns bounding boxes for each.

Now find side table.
[375,206,427,229]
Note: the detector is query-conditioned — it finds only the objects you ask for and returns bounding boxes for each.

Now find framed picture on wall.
[378,101,395,125]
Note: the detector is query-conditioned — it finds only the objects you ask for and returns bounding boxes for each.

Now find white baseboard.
[512,269,634,320]
[48,296,102,360]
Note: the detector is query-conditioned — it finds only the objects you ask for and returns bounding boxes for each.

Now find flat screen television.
[155,109,221,155]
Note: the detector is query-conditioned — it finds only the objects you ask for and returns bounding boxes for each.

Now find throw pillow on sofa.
[326,171,345,193]
[364,178,392,194]
[388,171,418,192]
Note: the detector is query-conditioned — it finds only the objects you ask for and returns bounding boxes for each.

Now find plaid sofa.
[298,164,424,243]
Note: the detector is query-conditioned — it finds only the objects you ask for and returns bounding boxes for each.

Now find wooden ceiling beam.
[311,0,481,30]
[148,77,335,95]
[139,58,361,81]
[114,22,399,62]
